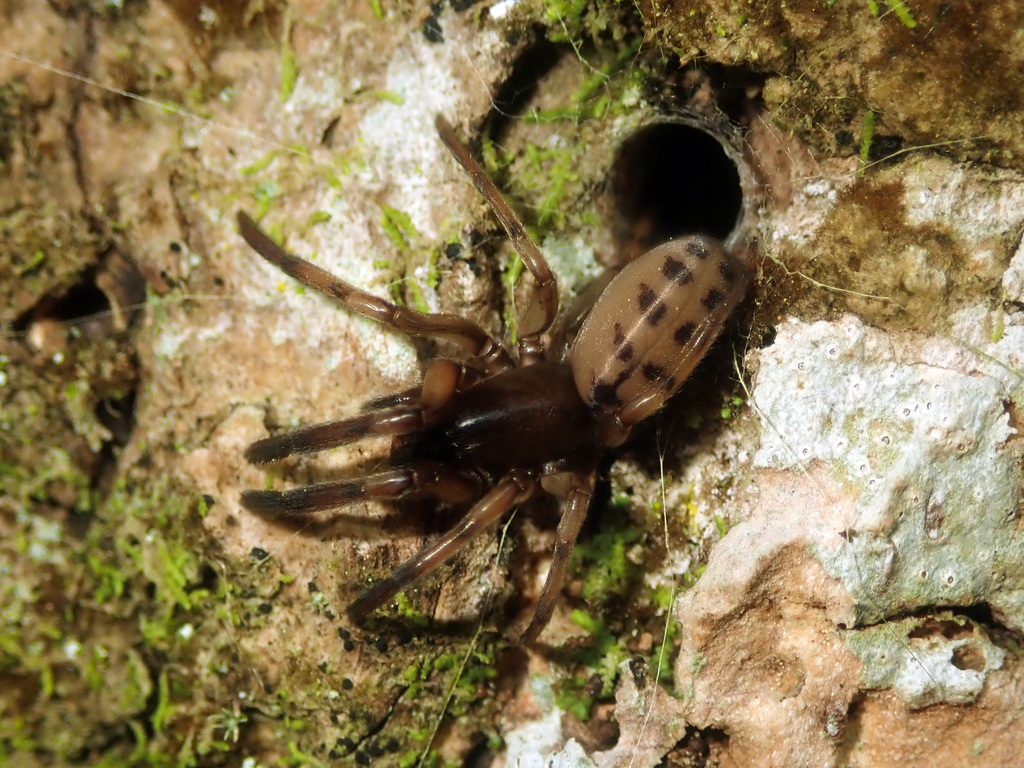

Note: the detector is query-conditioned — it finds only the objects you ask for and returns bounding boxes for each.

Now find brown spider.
[237,115,750,642]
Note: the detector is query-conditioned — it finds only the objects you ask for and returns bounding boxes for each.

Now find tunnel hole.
[53,280,111,324]
[12,275,110,335]
[13,250,148,348]
[610,121,745,261]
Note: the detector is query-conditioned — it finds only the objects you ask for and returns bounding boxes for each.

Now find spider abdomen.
[394,362,600,475]
[570,235,750,445]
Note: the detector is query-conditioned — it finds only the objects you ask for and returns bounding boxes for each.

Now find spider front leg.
[244,358,472,466]
[237,212,513,373]
[435,116,559,364]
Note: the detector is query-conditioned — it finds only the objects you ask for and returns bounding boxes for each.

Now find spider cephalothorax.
[238,115,749,642]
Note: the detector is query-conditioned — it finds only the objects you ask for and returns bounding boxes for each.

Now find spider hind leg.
[347,470,537,619]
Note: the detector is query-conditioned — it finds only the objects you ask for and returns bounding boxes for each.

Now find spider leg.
[247,359,470,464]
[347,470,538,619]
[241,463,482,516]
[358,387,419,412]
[245,404,423,464]
[522,468,597,644]
[435,116,559,363]
[237,211,513,373]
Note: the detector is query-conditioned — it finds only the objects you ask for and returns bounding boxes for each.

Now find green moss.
[858,110,875,177]
[151,670,176,734]
[278,11,298,102]
[251,180,280,220]
[0,469,299,762]
[282,740,327,767]
[542,0,629,46]
[239,151,278,176]
[720,394,745,420]
[571,513,640,604]
[874,0,917,28]
[393,593,431,629]
[371,89,405,106]
[20,248,47,274]
[304,210,331,230]
[991,312,1005,343]
[379,203,418,256]
[528,37,643,123]
[405,279,429,314]
[376,203,444,313]
[433,654,457,673]
[2,447,93,513]
[552,610,631,719]
[501,252,526,343]
[555,674,596,720]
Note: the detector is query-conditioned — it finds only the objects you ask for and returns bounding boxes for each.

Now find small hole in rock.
[14,276,111,341]
[951,643,985,672]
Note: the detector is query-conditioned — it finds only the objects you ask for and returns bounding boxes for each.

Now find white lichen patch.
[549,741,599,768]
[540,234,605,296]
[751,315,1023,631]
[357,9,509,240]
[900,158,1024,255]
[489,0,522,21]
[501,694,566,768]
[847,616,1006,709]
[504,729,596,768]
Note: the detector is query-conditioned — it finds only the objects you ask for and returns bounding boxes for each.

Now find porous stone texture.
[661,111,1024,764]
[1004,239,1024,304]
[637,6,1024,763]
[673,311,1023,766]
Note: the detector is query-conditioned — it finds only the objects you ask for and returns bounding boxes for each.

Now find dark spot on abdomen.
[702,288,724,310]
[642,363,666,382]
[674,321,696,345]
[662,256,693,285]
[637,284,667,325]
[687,241,710,259]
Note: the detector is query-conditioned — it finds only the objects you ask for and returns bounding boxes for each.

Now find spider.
[237,115,751,642]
